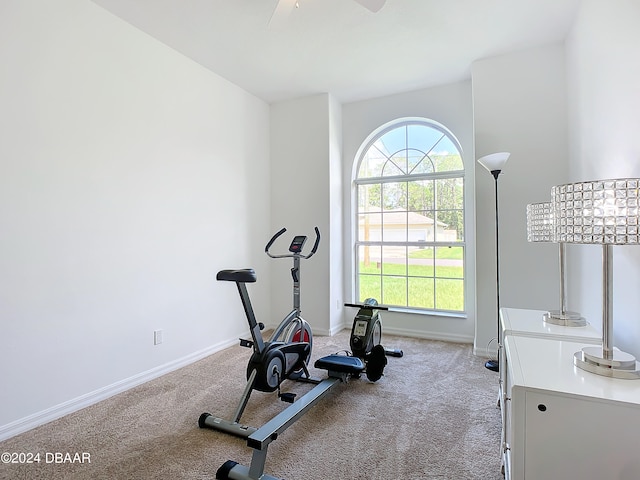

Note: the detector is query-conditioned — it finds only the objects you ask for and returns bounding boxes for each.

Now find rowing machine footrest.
[314,355,365,375]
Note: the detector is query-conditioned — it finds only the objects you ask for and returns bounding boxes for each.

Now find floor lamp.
[478,152,510,372]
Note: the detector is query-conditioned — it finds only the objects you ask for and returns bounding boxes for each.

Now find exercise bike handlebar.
[265,227,321,259]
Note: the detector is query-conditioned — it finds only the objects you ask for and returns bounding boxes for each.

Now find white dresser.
[498,307,601,401]
[501,334,640,480]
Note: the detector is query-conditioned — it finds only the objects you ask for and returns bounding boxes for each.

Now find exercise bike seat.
[314,355,364,375]
[216,269,257,283]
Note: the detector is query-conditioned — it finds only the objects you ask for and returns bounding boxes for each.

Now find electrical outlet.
[154,329,163,345]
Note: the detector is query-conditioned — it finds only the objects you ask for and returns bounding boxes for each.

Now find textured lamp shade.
[477,152,510,174]
[526,202,552,243]
[551,178,640,245]
[526,201,585,326]
[551,177,640,379]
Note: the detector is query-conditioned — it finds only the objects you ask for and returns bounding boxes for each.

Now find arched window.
[354,119,465,312]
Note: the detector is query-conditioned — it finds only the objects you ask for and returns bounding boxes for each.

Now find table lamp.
[552,178,640,379]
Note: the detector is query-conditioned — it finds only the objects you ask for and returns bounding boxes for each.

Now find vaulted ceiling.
[91,0,581,104]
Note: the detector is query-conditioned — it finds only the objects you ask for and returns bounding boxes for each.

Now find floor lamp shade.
[551,178,640,378]
[477,152,510,176]
[526,202,585,326]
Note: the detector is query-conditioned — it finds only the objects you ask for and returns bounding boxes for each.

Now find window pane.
[358,144,387,178]
[406,210,436,242]
[410,155,435,175]
[358,243,381,303]
[359,274,381,303]
[408,276,435,309]
[382,276,407,306]
[382,246,406,276]
[378,126,407,157]
[382,159,404,177]
[435,177,464,241]
[408,149,434,175]
[436,177,463,210]
[358,245,381,273]
[408,124,443,152]
[436,209,464,241]
[382,182,407,210]
[358,183,380,210]
[389,152,408,175]
[435,278,464,311]
[382,211,407,242]
[435,247,464,278]
[408,180,435,211]
[408,246,434,276]
[431,136,463,171]
[358,212,382,242]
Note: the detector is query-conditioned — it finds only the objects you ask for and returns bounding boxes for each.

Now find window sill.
[386,307,467,319]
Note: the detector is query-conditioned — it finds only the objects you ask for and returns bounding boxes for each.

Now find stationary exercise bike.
[199,227,322,437]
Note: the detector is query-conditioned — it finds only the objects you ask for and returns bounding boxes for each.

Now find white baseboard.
[0,337,238,442]
[330,322,474,345]
[381,325,474,344]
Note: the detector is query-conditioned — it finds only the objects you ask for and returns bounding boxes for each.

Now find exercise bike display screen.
[288,235,307,253]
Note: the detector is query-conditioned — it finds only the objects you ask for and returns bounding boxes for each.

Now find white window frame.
[352,118,466,314]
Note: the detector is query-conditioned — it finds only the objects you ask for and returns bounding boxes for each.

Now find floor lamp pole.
[485,170,501,372]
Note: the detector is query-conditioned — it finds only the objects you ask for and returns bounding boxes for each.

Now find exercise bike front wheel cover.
[283,320,313,379]
[256,349,286,392]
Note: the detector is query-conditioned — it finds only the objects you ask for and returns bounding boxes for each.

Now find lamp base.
[574,346,640,379]
[485,359,499,372]
[543,310,587,327]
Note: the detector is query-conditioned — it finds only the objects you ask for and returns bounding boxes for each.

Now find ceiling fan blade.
[269,0,298,27]
[353,0,386,13]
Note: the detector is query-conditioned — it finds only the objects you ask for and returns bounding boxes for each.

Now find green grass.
[409,246,463,260]
[358,261,464,311]
[359,260,462,278]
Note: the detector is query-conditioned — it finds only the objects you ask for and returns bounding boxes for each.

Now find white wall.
[269,94,341,335]
[565,0,640,359]
[342,81,476,343]
[472,45,570,356]
[0,0,270,438]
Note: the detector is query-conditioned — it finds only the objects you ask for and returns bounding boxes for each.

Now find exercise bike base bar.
[246,376,340,450]
[216,377,342,480]
[216,356,363,480]
[199,413,257,439]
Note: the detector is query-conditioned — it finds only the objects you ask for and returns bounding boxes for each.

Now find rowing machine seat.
[314,355,364,375]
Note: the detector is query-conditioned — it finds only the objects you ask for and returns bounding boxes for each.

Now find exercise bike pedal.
[279,392,297,403]
[239,338,254,348]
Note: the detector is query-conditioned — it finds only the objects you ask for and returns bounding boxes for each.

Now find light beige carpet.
[0,330,502,479]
